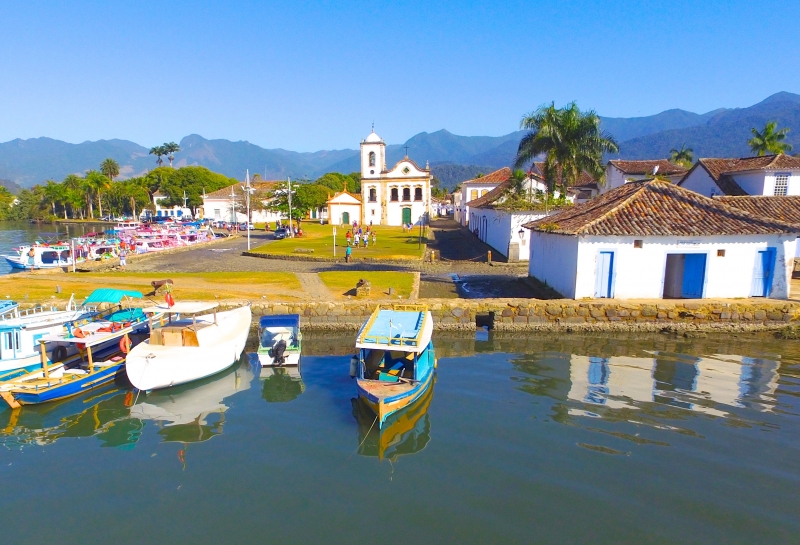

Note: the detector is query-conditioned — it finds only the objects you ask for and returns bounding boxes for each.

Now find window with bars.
[774,174,789,196]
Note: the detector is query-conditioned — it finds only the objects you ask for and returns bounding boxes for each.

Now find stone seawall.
[248,298,800,332]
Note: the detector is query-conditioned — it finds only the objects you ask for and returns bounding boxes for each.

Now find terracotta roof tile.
[698,154,800,180]
[463,167,512,185]
[522,179,798,236]
[715,196,800,226]
[608,159,688,176]
[466,180,510,207]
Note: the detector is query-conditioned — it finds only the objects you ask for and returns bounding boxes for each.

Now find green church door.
[342,211,350,225]
[402,207,412,225]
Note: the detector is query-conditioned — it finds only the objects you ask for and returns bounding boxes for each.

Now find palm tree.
[100,158,120,182]
[85,170,110,218]
[670,144,694,167]
[163,142,181,167]
[514,102,619,192]
[748,121,793,156]
[42,180,64,218]
[62,174,84,219]
[149,145,166,167]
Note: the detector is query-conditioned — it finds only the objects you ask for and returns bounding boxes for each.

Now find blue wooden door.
[681,254,706,298]
[594,251,614,298]
[750,248,777,297]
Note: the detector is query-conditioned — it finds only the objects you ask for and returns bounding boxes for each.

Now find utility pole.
[245,170,251,250]
[287,176,293,237]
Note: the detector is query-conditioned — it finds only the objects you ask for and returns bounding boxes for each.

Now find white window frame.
[774,173,789,196]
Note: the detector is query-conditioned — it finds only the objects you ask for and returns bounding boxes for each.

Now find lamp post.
[243,170,253,251]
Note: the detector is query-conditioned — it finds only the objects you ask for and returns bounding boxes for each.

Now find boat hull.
[12,363,125,405]
[126,306,251,391]
[357,367,434,428]
[257,351,301,367]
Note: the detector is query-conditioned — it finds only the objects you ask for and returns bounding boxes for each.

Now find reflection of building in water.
[351,383,434,461]
[260,366,305,403]
[130,362,253,444]
[568,354,779,414]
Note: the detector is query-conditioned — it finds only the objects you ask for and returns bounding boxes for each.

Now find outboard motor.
[349,355,359,379]
[271,340,287,365]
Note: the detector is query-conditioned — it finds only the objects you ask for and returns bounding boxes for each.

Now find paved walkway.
[296,273,334,300]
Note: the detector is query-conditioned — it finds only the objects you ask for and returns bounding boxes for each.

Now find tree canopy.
[313,172,360,194]
[748,121,793,156]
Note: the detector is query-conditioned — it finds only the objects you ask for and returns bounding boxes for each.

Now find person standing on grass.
[345,245,351,263]
[346,230,351,246]
[354,232,360,247]
[363,236,368,249]
[372,231,376,245]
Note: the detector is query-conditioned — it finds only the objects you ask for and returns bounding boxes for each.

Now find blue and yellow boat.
[352,304,435,428]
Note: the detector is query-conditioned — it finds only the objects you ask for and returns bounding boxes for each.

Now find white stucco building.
[455,167,511,226]
[603,159,688,194]
[326,191,363,226]
[359,130,432,226]
[678,154,800,197]
[152,191,192,219]
[524,180,798,300]
[201,181,285,224]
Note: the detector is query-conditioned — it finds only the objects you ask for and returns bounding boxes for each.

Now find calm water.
[0,221,108,274]
[1,332,799,544]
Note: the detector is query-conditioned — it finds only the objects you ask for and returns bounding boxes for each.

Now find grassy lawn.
[319,271,415,299]
[0,271,303,304]
[250,222,426,260]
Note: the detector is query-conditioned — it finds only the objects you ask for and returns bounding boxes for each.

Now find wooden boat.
[351,379,434,460]
[0,315,153,408]
[125,302,252,391]
[256,314,302,366]
[352,304,436,428]
[3,243,73,270]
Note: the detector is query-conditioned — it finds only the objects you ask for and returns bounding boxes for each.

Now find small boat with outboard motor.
[256,314,302,367]
[351,304,436,428]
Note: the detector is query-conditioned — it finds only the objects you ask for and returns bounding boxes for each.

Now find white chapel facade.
[359,130,432,226]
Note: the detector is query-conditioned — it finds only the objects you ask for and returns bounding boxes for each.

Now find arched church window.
[369,152,376,167]
[390,188,399,202]
[369,187,377,202]
[402,187,411,201]
[414,187,423,201]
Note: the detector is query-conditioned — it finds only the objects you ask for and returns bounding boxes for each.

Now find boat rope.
[346,414,379,461]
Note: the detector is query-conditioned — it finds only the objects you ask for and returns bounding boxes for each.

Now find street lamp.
[242,170,255,251]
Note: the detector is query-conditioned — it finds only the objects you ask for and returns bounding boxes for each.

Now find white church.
[327,129,433,226]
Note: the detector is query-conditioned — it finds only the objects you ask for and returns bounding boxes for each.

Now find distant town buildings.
[678,154,800,197]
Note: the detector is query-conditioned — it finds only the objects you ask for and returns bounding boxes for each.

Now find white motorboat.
[256,314,302,366]
[3,243,73,270]
[125,302,252,391]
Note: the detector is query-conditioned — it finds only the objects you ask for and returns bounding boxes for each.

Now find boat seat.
[378,371,399,382]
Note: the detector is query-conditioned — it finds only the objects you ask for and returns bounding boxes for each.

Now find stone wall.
[248,298,800,332]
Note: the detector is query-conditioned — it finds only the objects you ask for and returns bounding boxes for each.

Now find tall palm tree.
[163,142,181,167]
[670,144,694,167]
[149,145,166,167]
[514,102,619,192]
[42,180,64,218]
[62,174,84,219]
[748,121,793,156]
[100,158,120,181]
[85,170,110,218]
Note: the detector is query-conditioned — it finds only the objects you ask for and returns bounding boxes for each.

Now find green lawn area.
[250,222,427,260]
[0,271,303,304]
[318,271,416,299]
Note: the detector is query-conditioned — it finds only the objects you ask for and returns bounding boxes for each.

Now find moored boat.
[3,243,73,270]
[256,314,302,366]
[351,304,436,428]
[125,302,252,391]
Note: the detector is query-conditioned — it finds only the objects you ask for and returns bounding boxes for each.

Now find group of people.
[344,222,376,263]
[401,222,415,232]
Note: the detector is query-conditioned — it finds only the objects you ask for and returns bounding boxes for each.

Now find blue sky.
[1,0,798,150]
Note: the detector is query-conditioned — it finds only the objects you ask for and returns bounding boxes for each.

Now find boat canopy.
[83,289,143,305]
[142,301,219,314]
[259,314,300,329]
[356,305,432,352]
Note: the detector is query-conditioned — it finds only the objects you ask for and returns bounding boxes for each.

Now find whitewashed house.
[678,154,800,197]
[456,167,511,226]
[152,191,193,219]
[359,130,432,226]
[326,191,363,226]
[714,195,800,258]
[201,181,285,224]
[467,172,567,262]
[524,180,798,300]
[603,159,688,194]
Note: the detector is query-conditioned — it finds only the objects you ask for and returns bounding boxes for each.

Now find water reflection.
[351,382,434,461]
[566,353,779,416]
[260,365,305,403]
[131,360,254,443]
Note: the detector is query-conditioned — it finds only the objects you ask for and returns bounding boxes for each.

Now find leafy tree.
[347,172,361,193]
[748,121,793,156]
[42,180,65,218]
[163,142,181,167]
[669,144,694,167]
[150,166,238,216]
[266,181,307,222]
[0,187,17,220]
[62,174,84,219]
[100,158,120,181]
[295,184,333,214]
[514,102,619,192]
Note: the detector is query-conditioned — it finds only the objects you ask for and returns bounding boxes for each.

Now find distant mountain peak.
[758,91,800,105]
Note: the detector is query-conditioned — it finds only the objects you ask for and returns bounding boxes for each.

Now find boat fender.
[120,334,132,354]
[52,345,68,363]
[73,328,85,338]
[349,355,358,378]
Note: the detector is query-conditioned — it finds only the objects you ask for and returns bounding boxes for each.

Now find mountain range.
[1,92,798,190]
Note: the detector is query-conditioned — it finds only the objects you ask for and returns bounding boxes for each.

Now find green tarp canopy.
[82,289,143,305]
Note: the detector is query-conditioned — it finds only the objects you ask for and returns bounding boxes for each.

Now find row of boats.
[0,291,437,431]
[3,220,217,270]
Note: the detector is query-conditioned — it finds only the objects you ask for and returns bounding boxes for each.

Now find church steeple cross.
[404,145,409,157]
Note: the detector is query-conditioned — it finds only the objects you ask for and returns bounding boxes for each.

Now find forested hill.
[1,92,798,188]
